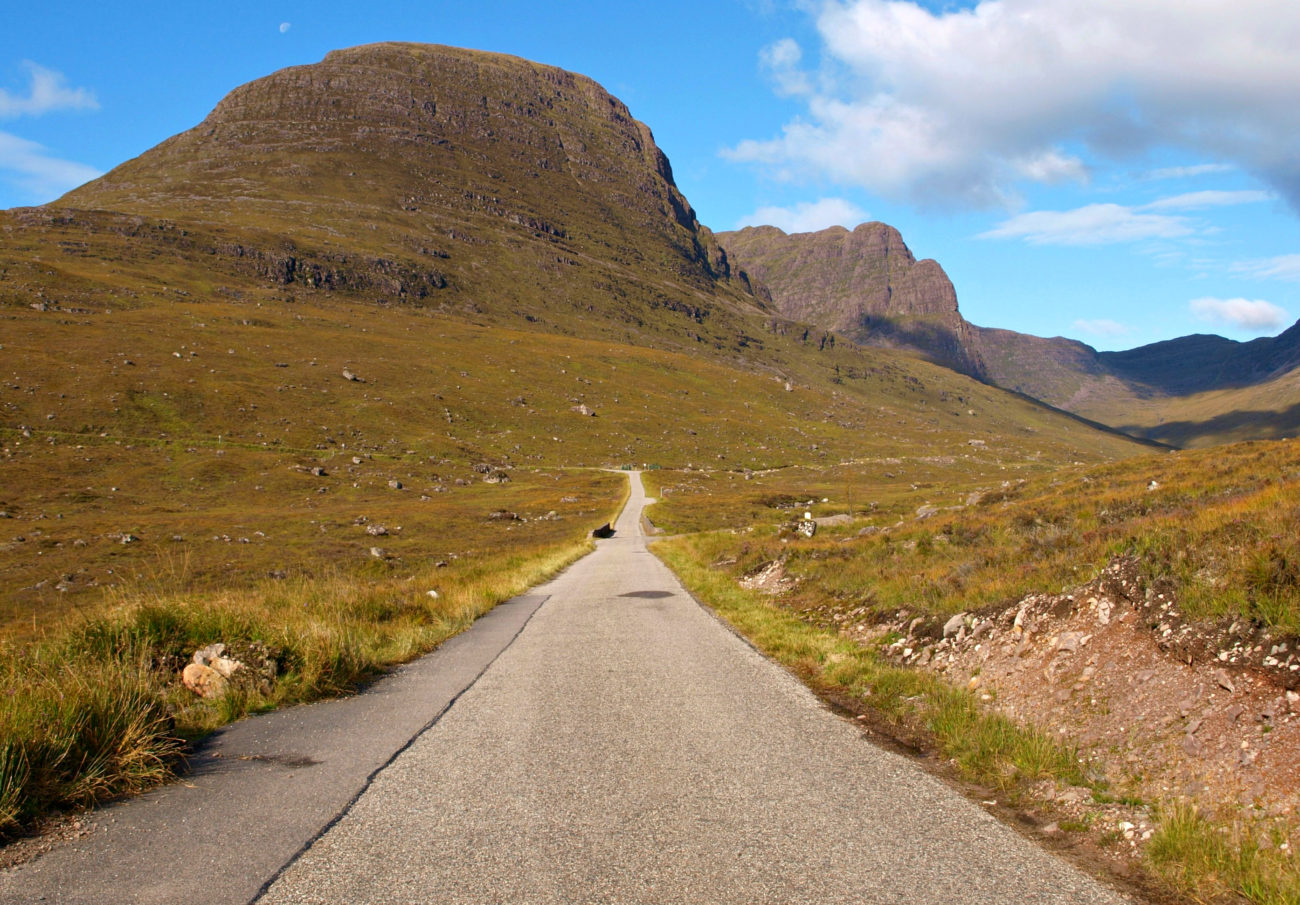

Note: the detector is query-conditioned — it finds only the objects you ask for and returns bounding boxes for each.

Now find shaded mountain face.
[973,321,1300,447]
[717,224,984,377]
[1100,323,1300,396]
[54,42,763,349]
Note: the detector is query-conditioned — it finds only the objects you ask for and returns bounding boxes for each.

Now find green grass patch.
[1148,803,1300,905]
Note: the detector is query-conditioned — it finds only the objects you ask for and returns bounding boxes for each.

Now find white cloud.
[731,1,1300,211]
[1146,163,1235,181]
[760,38,812,97]
[979,203,1192,246]
[1072,319,1130,338]
[0,62,97,119]
[739,197,869,233]
[279,22,292,34]
[1189,296,1289,331]
[1233,254,1300,283]
[0,131,102,201]
[1012,149,1088,185]
[1141,190,1273,212]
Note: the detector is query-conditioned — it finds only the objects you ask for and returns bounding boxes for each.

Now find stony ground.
[850,556,1300,866]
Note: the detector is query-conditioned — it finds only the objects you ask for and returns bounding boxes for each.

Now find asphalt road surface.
[260,473,1131,905]
[2,471,1134,904]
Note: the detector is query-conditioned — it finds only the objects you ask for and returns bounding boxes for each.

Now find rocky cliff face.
[717,223,984,376]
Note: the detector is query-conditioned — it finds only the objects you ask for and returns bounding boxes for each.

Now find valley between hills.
[2,42,1299,903]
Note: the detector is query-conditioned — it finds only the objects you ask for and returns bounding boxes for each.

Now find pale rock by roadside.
[182,643,245,698]
[181,663,228,699]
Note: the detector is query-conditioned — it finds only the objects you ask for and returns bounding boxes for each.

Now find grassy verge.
[653,440,1300,638]
[1148,803,1300,905]
[653,533,1088,793]
[0,534,594,838]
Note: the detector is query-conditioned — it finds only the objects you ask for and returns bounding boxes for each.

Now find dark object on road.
[592,523,615,538]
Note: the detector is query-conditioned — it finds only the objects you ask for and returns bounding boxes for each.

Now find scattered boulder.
[739,560,794,595]
[814,513,853,527]
[483,470,510,484]
[192,643,238,673]
[181,663,227,699]
[342,368,364,382]
[488,510,520,521]
[366,525,388,536]
[943,613,967,639]
[182,642,259,698]
[388,480,403,490]
[1055,631,1088,654]
[782,517,817,539]
[572,404,596,417]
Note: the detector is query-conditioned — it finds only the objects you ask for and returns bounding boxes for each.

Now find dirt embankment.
[858,555,1299,860]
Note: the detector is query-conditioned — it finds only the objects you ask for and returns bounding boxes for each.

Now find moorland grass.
[652,440,1300,636]
[0,519,597,836]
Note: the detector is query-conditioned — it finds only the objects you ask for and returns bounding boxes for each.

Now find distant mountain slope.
[717,223,984,377]
[719,223,1300,448]
[974,323,1300,446]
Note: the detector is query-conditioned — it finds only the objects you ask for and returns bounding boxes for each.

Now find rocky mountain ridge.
[718,223,984,377]
[718,223,1300,447]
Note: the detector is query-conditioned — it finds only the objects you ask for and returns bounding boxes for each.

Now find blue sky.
[2,0,1298,351]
